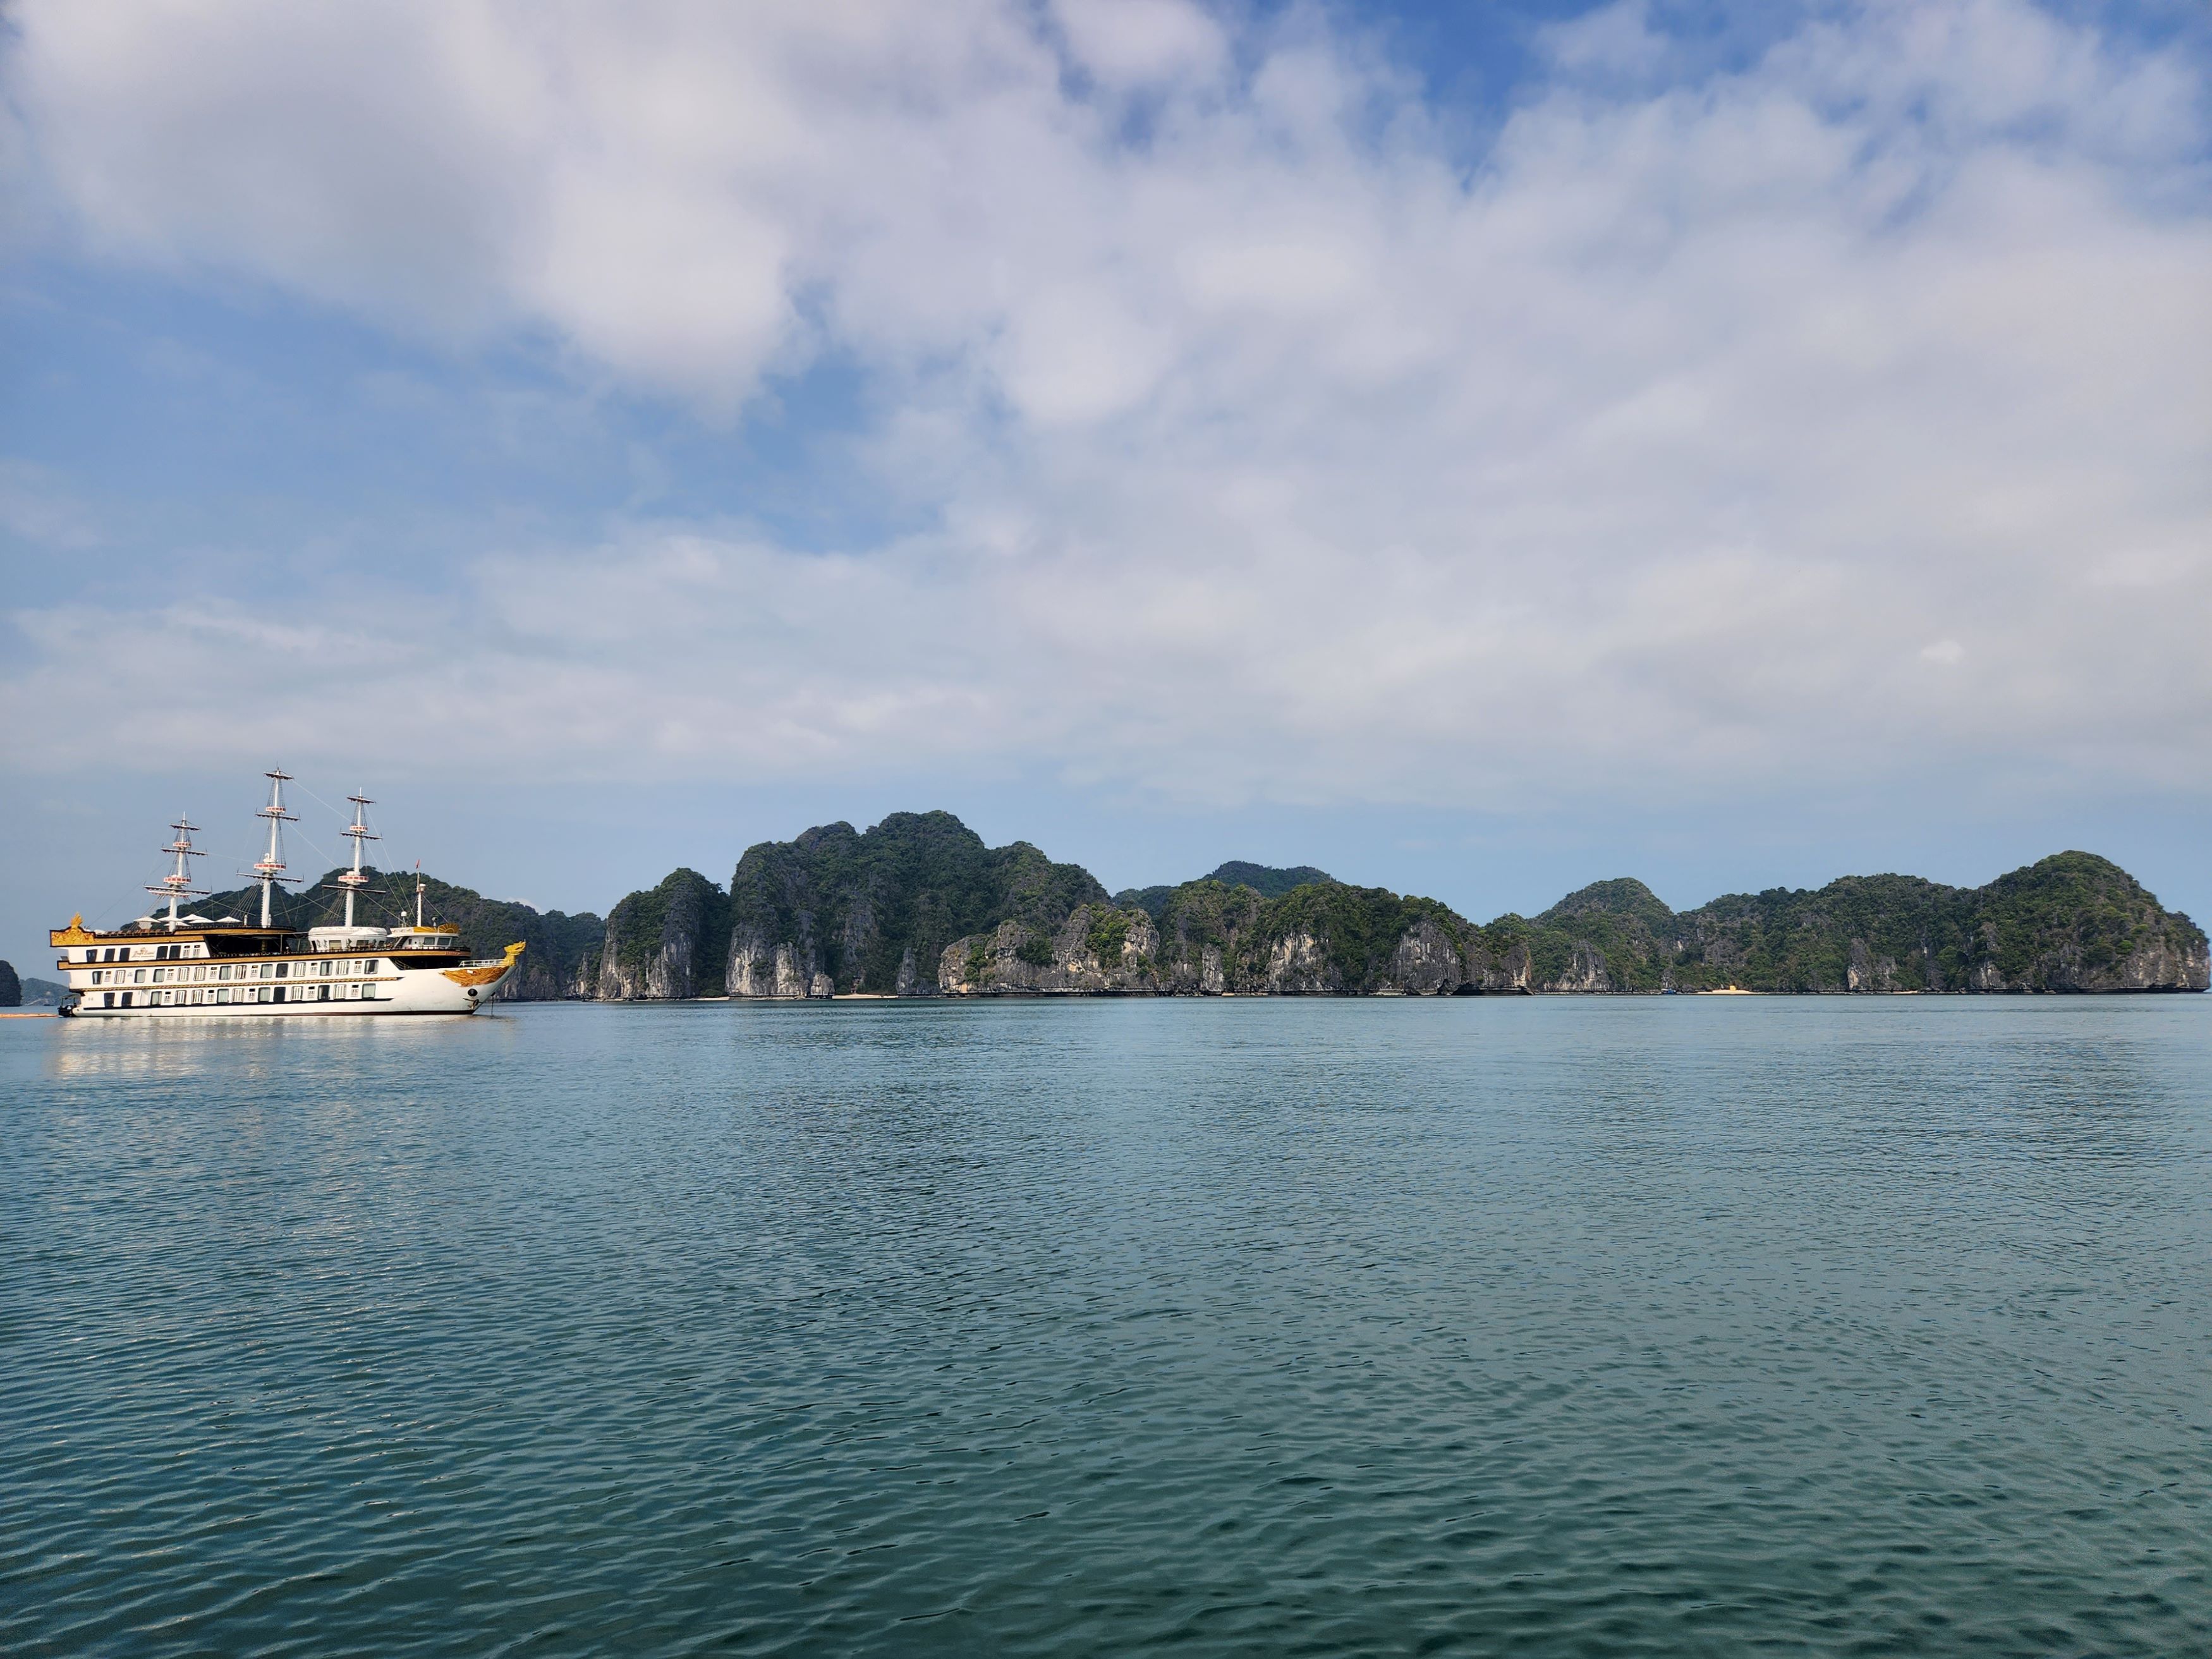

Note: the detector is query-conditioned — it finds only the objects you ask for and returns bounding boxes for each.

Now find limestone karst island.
[166,811,2209,1002]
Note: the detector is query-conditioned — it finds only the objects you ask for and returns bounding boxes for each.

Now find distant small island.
[197,811,2208,1001]
[0,961,70,1008]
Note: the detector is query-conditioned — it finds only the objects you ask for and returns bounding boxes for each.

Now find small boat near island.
[51,770,523,1019]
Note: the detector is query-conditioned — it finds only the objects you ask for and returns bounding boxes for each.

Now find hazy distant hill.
[0,963,69,1006]
[199,868,604,1000]
[1115,860,1336,920]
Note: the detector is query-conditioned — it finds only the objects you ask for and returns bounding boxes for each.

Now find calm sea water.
[3,997,2208,1656]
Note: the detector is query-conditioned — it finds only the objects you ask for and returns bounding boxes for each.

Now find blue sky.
[4,0,2209,965]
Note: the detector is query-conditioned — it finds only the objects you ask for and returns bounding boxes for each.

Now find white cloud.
[1052,0,1228,89]
[2,0,2208,815]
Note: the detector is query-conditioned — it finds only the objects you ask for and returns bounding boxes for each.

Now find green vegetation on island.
[726,810,1109,997]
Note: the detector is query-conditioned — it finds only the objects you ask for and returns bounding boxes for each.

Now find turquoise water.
[3,998,2208,1656]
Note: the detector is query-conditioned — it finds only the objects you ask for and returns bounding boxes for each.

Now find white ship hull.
[66,965,512,1018]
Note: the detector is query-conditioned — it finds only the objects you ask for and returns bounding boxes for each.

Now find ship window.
[133,968,145,984]
[104,992,115,1007]
[120,992,132,1006]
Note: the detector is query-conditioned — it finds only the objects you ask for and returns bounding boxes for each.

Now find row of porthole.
[85,960,382,987]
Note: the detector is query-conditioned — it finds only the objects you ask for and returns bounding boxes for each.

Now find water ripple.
[4,997,2209,1655]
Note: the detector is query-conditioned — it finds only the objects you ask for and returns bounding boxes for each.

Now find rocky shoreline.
[588,813,2209,1000]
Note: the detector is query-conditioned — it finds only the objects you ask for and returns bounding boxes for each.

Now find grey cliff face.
[932,889,1517,997]
[1387,920,1465,995]
[729,933,833,999]
[593,869,730,1000]
[939,905,1162,994]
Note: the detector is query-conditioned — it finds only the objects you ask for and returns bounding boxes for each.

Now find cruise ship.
[51,771,523,1018]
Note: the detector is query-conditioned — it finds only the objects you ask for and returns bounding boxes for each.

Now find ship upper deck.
[52,915,470,964]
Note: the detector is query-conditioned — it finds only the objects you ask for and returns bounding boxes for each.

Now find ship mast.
[339,791,379,929]
[414,861,427,930]
[147,816,206,931]
[254,769,298,928]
